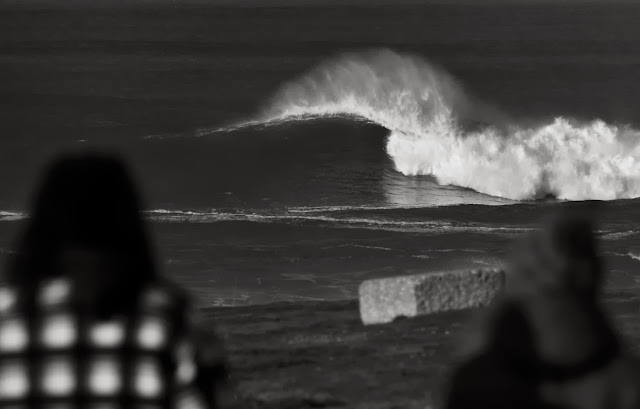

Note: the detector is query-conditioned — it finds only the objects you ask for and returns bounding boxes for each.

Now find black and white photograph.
[1,0,640,407]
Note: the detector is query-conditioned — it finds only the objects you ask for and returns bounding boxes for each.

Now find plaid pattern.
[0,278,223,408]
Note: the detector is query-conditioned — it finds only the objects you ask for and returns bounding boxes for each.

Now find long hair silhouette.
[6,153,156,317]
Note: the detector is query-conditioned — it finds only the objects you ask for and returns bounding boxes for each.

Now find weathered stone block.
[358,269,505,325]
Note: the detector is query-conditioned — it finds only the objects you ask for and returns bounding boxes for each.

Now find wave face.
[253,49,640,201]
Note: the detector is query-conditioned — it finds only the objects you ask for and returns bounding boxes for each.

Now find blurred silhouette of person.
[446,303,552,409]
[0,153,228,408]
[447,214,640,409]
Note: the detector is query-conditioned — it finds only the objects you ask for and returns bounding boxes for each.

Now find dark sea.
[2,2,640,306]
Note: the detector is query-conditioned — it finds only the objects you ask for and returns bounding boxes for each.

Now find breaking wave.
[145,209,531,234]
[240,49,640,201]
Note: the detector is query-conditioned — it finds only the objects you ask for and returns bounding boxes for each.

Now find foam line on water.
[0,211,27,221]
[145,208,531,234]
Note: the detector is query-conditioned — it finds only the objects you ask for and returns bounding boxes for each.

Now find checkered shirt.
[0,278,225,409]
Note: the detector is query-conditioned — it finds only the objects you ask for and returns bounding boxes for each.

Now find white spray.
[255,49,640,201]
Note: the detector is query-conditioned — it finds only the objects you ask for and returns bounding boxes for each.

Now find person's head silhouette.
[7,153,156,318]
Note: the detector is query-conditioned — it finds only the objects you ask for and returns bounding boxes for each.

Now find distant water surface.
[2,3,640,305]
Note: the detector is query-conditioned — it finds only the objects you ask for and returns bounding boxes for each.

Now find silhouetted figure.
[508,216,619,378]
[447,215,640,409]
[447,303,551,409]
[0,153,228,408]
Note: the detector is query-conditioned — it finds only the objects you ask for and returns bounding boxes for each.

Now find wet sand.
[204,294,640,409]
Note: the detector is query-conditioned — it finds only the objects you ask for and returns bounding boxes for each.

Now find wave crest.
[258,49,640,201]
[262,49,471,131]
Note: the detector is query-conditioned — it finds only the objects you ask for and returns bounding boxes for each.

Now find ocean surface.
[2,2,640,305]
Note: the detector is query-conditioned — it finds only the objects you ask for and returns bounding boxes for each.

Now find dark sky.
[0,0,632,8]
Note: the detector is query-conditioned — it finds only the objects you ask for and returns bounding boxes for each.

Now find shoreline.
[204,291,640,409]
[205,299,470,408]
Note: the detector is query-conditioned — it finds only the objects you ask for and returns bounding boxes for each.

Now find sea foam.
[249,49,640,201]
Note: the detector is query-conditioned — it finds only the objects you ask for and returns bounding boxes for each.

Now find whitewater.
[210,49,640,202]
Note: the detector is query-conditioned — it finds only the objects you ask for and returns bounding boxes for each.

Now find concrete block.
[358,269,505,325]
